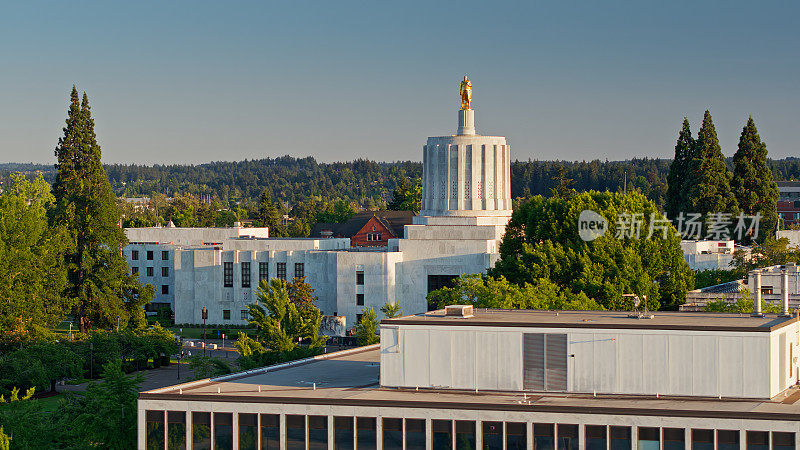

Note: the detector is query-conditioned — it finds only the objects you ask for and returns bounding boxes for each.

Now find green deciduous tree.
[57,360,142,449]
[353,307,380,346]
[731,117,779,242]
[489,191,694,310]
[0,174,68,342]
[387,177,422,213]
[666,118,694,219]
[50,87,151,332]
[247,278,326,351]
[684,111,738,220]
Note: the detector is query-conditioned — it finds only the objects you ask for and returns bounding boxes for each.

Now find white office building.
[138,304,800,449]
[124,99,512,328]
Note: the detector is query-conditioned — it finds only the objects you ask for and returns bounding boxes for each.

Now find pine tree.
[684,110,738,219]
[51,87,151,332]
[731,117,779,241]
[257,189,284,235]
[665,118,694,219]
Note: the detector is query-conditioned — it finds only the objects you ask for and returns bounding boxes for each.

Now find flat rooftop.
[141,346,800,421]
[383,309,799,332]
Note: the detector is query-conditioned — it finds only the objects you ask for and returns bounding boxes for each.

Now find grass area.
[36,393,65,412]
[64,378,89,386]
[167,326,255,340]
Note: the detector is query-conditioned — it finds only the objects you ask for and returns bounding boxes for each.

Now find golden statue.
[459,75,472,110]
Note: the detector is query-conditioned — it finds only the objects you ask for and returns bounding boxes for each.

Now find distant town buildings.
[778,181,800,227]
[683,263,800,311]
[681,239,734,271]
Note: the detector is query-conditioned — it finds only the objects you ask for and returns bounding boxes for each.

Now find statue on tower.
[459,75,472,110]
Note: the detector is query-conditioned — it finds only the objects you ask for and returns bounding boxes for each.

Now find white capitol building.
[123,82,513,328]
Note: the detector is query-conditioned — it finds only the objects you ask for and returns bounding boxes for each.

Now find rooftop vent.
[445,305,474,318]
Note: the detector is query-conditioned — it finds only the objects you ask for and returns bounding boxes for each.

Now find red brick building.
[311,211,415,247]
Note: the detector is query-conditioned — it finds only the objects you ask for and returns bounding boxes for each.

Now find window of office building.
[638,427,660,450]
[762,286,774,295]
[663,428,685,450]
[238,413,257,450]
[482,422,502,450]
[192,412,211,449]
[260,414,279,449]
[718,430,739,450]
[356,293,364,306]
[162,266,169,277]
[747,431,769,450]
[586,426,608,450]
[161,285,169,295]
[295,263,304,279]
[132,250,139,260]
[524,333,567,391]
[427,274,458,295]
[276,263,286,281]
[223,262,233,287]
[145,410,164,450]
[558,424,579,450]
[406,419,426,449]
[534,423,555,450]
[433,420,453,449]
[357,417,376,449]
[286,415,305,450]
[455,421,476,450]
[693,429,715,450]
[132,266,139,275]
[356,270,364,285]
[334,416,354,449]
[507,422,528,450]
[147,266,154,277]
[356,313,363,323]
[774,433,796,450]
[167,411,185,450]
[241,262,251,288]
[241,310,249,321]
[309,416,328,450]
[383,418,403,450]
[214,412,233,450]
[162,250,169,260]
[610,426,631,450]
[259,262,268,283]
[147,250,154,260]
[223,310,230,320]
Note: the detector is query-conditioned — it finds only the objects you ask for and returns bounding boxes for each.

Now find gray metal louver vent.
[524,333,567,391]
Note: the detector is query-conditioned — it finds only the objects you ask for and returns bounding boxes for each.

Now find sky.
[0,1,797,165]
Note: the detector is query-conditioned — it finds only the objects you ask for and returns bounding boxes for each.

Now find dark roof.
[310,210,415,238]
[383,308,799,333]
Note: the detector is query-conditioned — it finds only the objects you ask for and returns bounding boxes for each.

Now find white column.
[782,270,790,316]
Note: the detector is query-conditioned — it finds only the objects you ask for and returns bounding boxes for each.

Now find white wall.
[381,324,799,398]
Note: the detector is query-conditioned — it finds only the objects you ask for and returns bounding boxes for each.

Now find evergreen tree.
[257,189,284,235]
[665,118,694,218]
[51,87,151,332]
[684,110,738,219]
[387,177,422,213]
[731,117,779,241]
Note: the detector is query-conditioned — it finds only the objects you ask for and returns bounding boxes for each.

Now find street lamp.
[201,306,208,357]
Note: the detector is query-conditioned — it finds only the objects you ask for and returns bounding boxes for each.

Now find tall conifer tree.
[666,118,694,218]
[51,87,151,332]
[731,117,778,241]
[684,110,738,219]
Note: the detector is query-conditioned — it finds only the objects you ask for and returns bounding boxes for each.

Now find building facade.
[124,98,511,328]
[138,307,800,449]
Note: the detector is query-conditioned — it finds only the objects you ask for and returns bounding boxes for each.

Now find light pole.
[201,306,208,357]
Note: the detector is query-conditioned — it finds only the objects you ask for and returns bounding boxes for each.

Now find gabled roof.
[311,210,415,238]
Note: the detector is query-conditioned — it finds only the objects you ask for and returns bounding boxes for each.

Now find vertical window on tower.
[147,250,154,260]
[147,266,154,277]
[161,266,169,277]
[132,267,139,275]
[241,262,251,288]
[356,271,364,285]
[161,250,169,260]
[259,262,268,283]
[294,263,304,279]
[223,262,233,287]
[276,263,286,281]
[132,250,139,260]
[356,293,364,306]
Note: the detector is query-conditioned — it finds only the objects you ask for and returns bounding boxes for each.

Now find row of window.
[132,266,170,277]
[220,310,251,321]
[223,262,304,288]
[131,250,169,261]
[144,411,797,450]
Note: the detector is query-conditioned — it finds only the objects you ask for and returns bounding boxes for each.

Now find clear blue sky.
[0,1,797,164]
